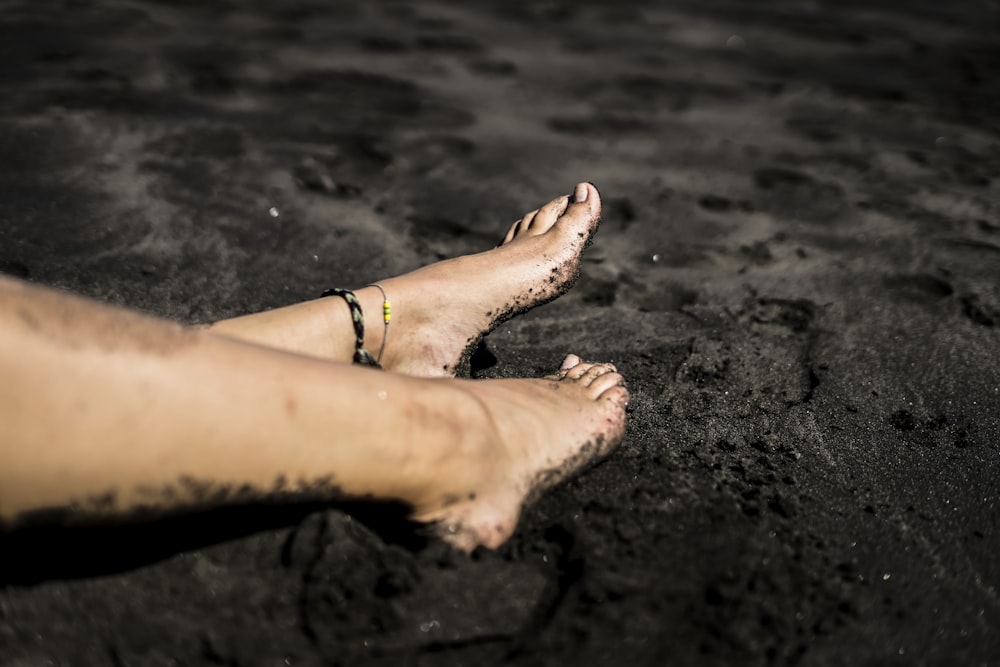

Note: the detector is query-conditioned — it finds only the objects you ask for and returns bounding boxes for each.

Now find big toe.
[565,182,601,227]
[603,384,630,414]
[534,182,601,236]
[561,353,583,370]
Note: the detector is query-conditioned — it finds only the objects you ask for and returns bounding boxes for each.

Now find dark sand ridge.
[1,0,998,664]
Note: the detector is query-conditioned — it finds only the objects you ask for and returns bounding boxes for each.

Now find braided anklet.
[321,285,391,369]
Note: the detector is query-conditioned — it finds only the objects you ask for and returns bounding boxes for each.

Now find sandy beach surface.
[1,1,999,664]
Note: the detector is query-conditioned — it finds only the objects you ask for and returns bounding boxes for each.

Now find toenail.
[574,182,589,203]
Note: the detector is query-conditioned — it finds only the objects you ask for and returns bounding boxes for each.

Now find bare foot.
[410,354,628,551]
[365,182,602,376]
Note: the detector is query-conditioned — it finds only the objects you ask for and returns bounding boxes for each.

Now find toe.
[564,360,594,380]
[562,182,602,223]
[527,195,572,234]
[580,363,615,387]
[503,219,520,244]
[589,370,625,396]
[517,209,539,236]
[602,384,630,410]
[503,209,538,243]
[560,353,582,370]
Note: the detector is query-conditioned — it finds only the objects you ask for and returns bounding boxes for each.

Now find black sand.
[2,1,999,664]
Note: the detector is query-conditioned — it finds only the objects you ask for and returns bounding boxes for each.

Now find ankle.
[341,284,393,366]
[404,381,506,507]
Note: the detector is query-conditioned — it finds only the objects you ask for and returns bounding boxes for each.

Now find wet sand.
[1,1,999,664]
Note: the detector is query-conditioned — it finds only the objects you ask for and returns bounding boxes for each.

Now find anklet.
[366,282,391,366]
[321,288,382,369]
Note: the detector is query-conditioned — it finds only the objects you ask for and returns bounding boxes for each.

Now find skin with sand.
[0,182,628,551]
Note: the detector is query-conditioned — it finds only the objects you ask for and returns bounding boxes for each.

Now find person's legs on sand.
[208,182,602,376]
[0,273,627,551]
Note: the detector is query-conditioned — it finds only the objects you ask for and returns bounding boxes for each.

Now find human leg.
[0,275,627,550]
[208,182,602,376]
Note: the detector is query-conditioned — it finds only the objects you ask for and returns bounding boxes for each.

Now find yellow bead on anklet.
[367,283,391,365]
